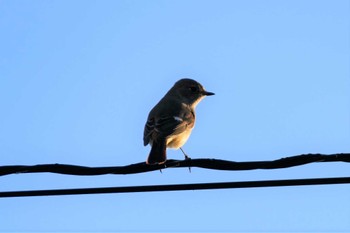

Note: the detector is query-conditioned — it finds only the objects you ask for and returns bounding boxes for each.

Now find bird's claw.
[180,148,192,173]
[184,155,191,173]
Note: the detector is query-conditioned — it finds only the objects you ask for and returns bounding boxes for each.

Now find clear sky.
[1,0,349,232]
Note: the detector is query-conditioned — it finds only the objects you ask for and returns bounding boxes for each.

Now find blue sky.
[1,0,349,232]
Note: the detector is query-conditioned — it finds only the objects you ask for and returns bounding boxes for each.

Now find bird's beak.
[203,90,215,96]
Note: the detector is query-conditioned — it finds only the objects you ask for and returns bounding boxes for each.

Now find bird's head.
[171,78,214,108]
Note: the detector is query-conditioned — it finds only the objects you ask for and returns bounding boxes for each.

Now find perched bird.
[143,78,214,164]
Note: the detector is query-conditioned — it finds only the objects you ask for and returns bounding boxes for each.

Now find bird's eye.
[189,86,198,92]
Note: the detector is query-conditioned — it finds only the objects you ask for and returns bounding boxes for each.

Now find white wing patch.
[173,116,183,122]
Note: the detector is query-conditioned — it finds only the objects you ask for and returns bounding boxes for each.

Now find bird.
[143,78,214,165]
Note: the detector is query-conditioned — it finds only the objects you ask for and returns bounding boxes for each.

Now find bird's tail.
[146,138,166,165]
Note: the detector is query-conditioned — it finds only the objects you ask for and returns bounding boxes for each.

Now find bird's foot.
[180,147,192,173]
[184,154,191,173]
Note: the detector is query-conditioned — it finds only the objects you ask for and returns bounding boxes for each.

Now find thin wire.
[1,176,349,198]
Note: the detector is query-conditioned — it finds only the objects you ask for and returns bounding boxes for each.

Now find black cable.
[1,176,349,198]
[1,153,349,176]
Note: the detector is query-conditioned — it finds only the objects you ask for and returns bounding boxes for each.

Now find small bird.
[143,78,214,165]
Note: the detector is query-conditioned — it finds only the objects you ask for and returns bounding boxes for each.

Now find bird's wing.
[156,115,189,135]
[143,115,191,146]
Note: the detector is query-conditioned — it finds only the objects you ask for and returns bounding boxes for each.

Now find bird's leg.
[180,147,191,160]
[180,147,191,173]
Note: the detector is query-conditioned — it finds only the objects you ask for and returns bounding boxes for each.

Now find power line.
[1,153,349,198]
[1,153,349,176]
[1,176,349,198]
